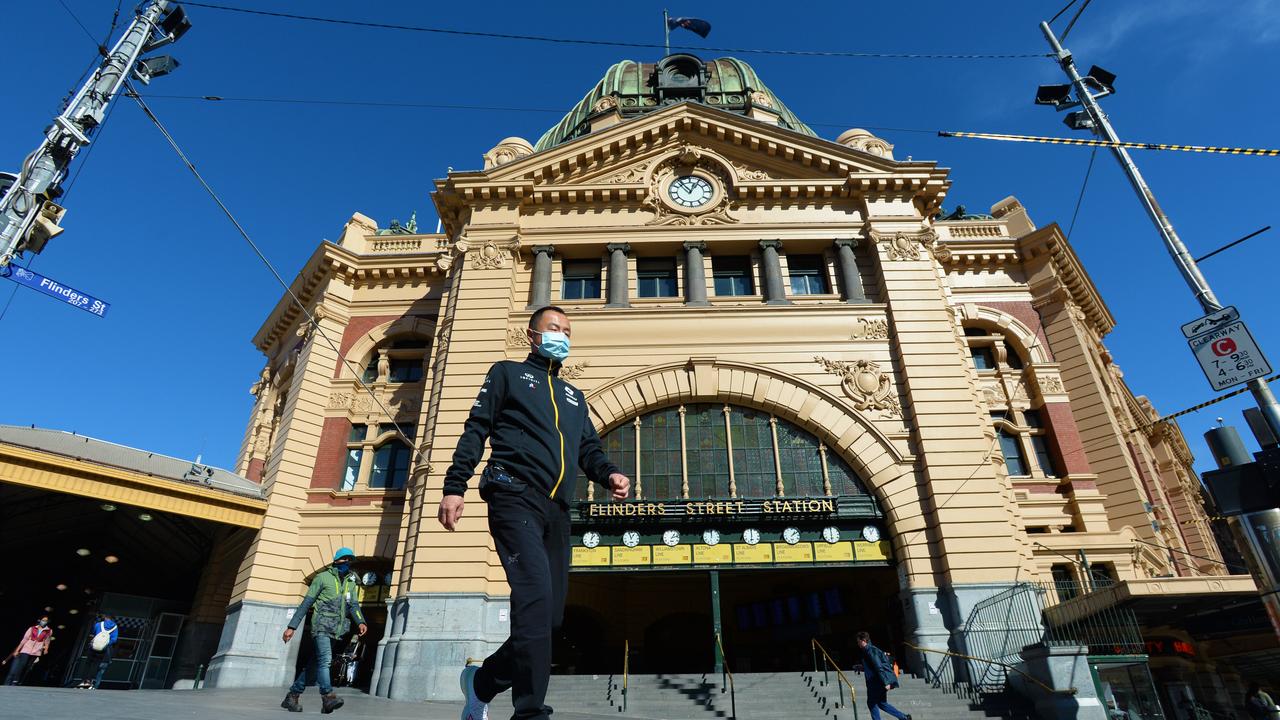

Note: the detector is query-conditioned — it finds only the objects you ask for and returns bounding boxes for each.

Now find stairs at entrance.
[548,672,1005,719]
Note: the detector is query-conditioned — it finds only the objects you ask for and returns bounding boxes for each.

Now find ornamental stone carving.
[471,242,507,270]
[814,356,903,418]
[560,361,590,380]
[749,90,774,109]
[850,318,890,341]
[835,128,895,160]
[604,162,649,184]
[731,161,772,181]
[506,326,530,349]
[592,95,619,113]
[249,367,272,397]
[482,137,534,170]
[644,146,738,227]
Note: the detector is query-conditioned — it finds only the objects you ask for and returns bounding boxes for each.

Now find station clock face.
[782,527,802,545]
[668,175,714,208]
[702,528,721,546]
[361,571,378,587]
[582,531,601,549]
[622,530,641,548]
[742,528,761,546]
[862,525,881,543]
[662,529,682,547]
[821,526,841,544]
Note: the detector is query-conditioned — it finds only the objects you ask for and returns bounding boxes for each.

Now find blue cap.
[334,547,356,562]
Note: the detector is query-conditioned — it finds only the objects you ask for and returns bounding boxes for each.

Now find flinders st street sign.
[583,497,840,519]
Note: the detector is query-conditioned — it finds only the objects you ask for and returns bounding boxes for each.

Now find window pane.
[971,347,996,370]
[1024,409,1044,428]
[777,421,825,497]
[389,358,423,383]
[637,258,678,298]
[787,255,828,295]
[579,421,636,501]
[826,451,869,497]
[379,423,414,440]
[712,257,753,297]
[685,404,730,498]
[640,408,683,499]
[340,448,362,491]
[389,338,429,349]
[562,260,602,300]
[1052,564,1079,601]
[348,424,367,442]
[1004,341,1025,369]
[963,327,990,337]
[730,408,776,498]
[370,440,412,490]
[998,428,1029,476]
[1031,435,1059,477]
[362,356,379,383]
[1090,563,1116,588]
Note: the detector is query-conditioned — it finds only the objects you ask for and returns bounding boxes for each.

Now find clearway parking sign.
[1188,320,1271,391]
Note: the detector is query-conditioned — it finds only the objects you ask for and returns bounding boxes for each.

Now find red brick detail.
[334,315,400,378]
[1041,402,1091,475]
[311,417,353,489]
[246,457,265,483]
[984,301,1054,362]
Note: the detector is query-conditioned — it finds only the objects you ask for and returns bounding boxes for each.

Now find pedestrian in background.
[78,613,118,689]
[280,547,367,714]
[1245,683,1280,720]
[857,631,912,720]
[3,615,52,685]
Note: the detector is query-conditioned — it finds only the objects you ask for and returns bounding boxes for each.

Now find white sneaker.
[460,665,489,720]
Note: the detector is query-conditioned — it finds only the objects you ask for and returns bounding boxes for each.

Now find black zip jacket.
[444,353,619,505]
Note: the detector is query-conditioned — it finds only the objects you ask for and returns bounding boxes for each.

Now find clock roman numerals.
[668,175,713,208]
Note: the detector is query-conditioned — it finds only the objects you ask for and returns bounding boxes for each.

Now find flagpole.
[663,9,670,56]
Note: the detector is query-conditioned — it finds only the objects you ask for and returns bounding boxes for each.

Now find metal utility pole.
[0,0,191,267]
[1037,20,1280,640]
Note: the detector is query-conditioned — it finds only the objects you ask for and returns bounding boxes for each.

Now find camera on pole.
[0,1,192,266]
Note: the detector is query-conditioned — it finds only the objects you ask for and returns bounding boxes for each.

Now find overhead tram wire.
[180,1,1052,60]
[125,87,420,455]
[1064,148,1097,242]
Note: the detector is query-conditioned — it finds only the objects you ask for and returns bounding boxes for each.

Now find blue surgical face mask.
[334,562,350,574]
[535,330,571,362]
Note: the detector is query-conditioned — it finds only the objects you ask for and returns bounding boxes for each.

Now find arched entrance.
[560,376,908,674]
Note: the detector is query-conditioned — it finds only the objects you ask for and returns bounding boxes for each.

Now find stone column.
[605,243,631,308]
[683,241,708,306]
[758,240,789,304]
[528,245,555,309]
[834,239,868,303]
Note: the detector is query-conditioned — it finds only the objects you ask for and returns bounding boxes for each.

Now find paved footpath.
[0,686,621,720]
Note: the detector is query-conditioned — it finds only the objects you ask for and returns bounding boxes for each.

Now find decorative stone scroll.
[560,361,590,381]
[506,326,530,349]
[604,162,649,184]
[471,242,508,270]
[731,161,772,181]
[814,356,903,418]
[872,229,938,262]
[482,137,533,170]
[850,318,890,341]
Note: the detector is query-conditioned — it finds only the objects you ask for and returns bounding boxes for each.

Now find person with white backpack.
[77,614,118,689]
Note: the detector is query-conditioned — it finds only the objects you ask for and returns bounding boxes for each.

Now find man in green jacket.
[280,548,367,714]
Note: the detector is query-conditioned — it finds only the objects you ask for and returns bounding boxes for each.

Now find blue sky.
[1,1,1277,475]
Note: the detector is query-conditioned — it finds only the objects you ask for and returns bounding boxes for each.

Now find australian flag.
[667,16,711,38]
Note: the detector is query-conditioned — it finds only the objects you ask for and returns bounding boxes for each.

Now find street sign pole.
[1040,20,1280,641]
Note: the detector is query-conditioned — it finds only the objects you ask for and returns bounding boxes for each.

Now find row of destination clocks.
[582,525,881,549]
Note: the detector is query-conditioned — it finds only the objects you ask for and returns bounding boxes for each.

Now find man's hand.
[282,628,295,644]
[438,495,465,531]
[607,473,631,500]
[885,684,892,691]
[357,623,368,637]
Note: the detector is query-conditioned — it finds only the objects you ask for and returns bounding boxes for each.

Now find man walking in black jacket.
[858,631,911,720]
[440,305,631,720]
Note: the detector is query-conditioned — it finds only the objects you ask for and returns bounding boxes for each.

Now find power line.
[55,0,106,53]
[1131,537,1251,574]
[181,1,1052,60]
[1060,0,1094,41]
[125,86,420,455]
[1048,0,1079,25]
[137,92,944,136]
[1064,148,1096,242]
[941,130,1280,157]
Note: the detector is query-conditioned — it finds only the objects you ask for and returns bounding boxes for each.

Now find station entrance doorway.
[557,566,901,675]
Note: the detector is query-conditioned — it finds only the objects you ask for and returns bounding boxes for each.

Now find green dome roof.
[534,55,816,152]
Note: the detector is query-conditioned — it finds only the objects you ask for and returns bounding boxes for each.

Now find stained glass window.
[729,408,775,498]
[685,404,730,498]
[826,450,869,497]
[777,422,826,497]
[640,408,683,499]
[576,420,636,501]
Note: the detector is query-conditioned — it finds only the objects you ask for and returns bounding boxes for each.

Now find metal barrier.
[810,638,859,719]
[905,643,1075,696]
[715,633,737,720]
[622,638,629,713]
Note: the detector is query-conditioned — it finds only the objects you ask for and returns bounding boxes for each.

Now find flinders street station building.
[3,54,1275,718]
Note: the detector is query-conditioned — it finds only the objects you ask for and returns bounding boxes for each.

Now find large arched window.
[576,403,869,502]
[360,337,430,384]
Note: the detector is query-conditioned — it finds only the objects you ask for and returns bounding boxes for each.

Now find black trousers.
[5,653,34,685]
[474,486,570,720]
